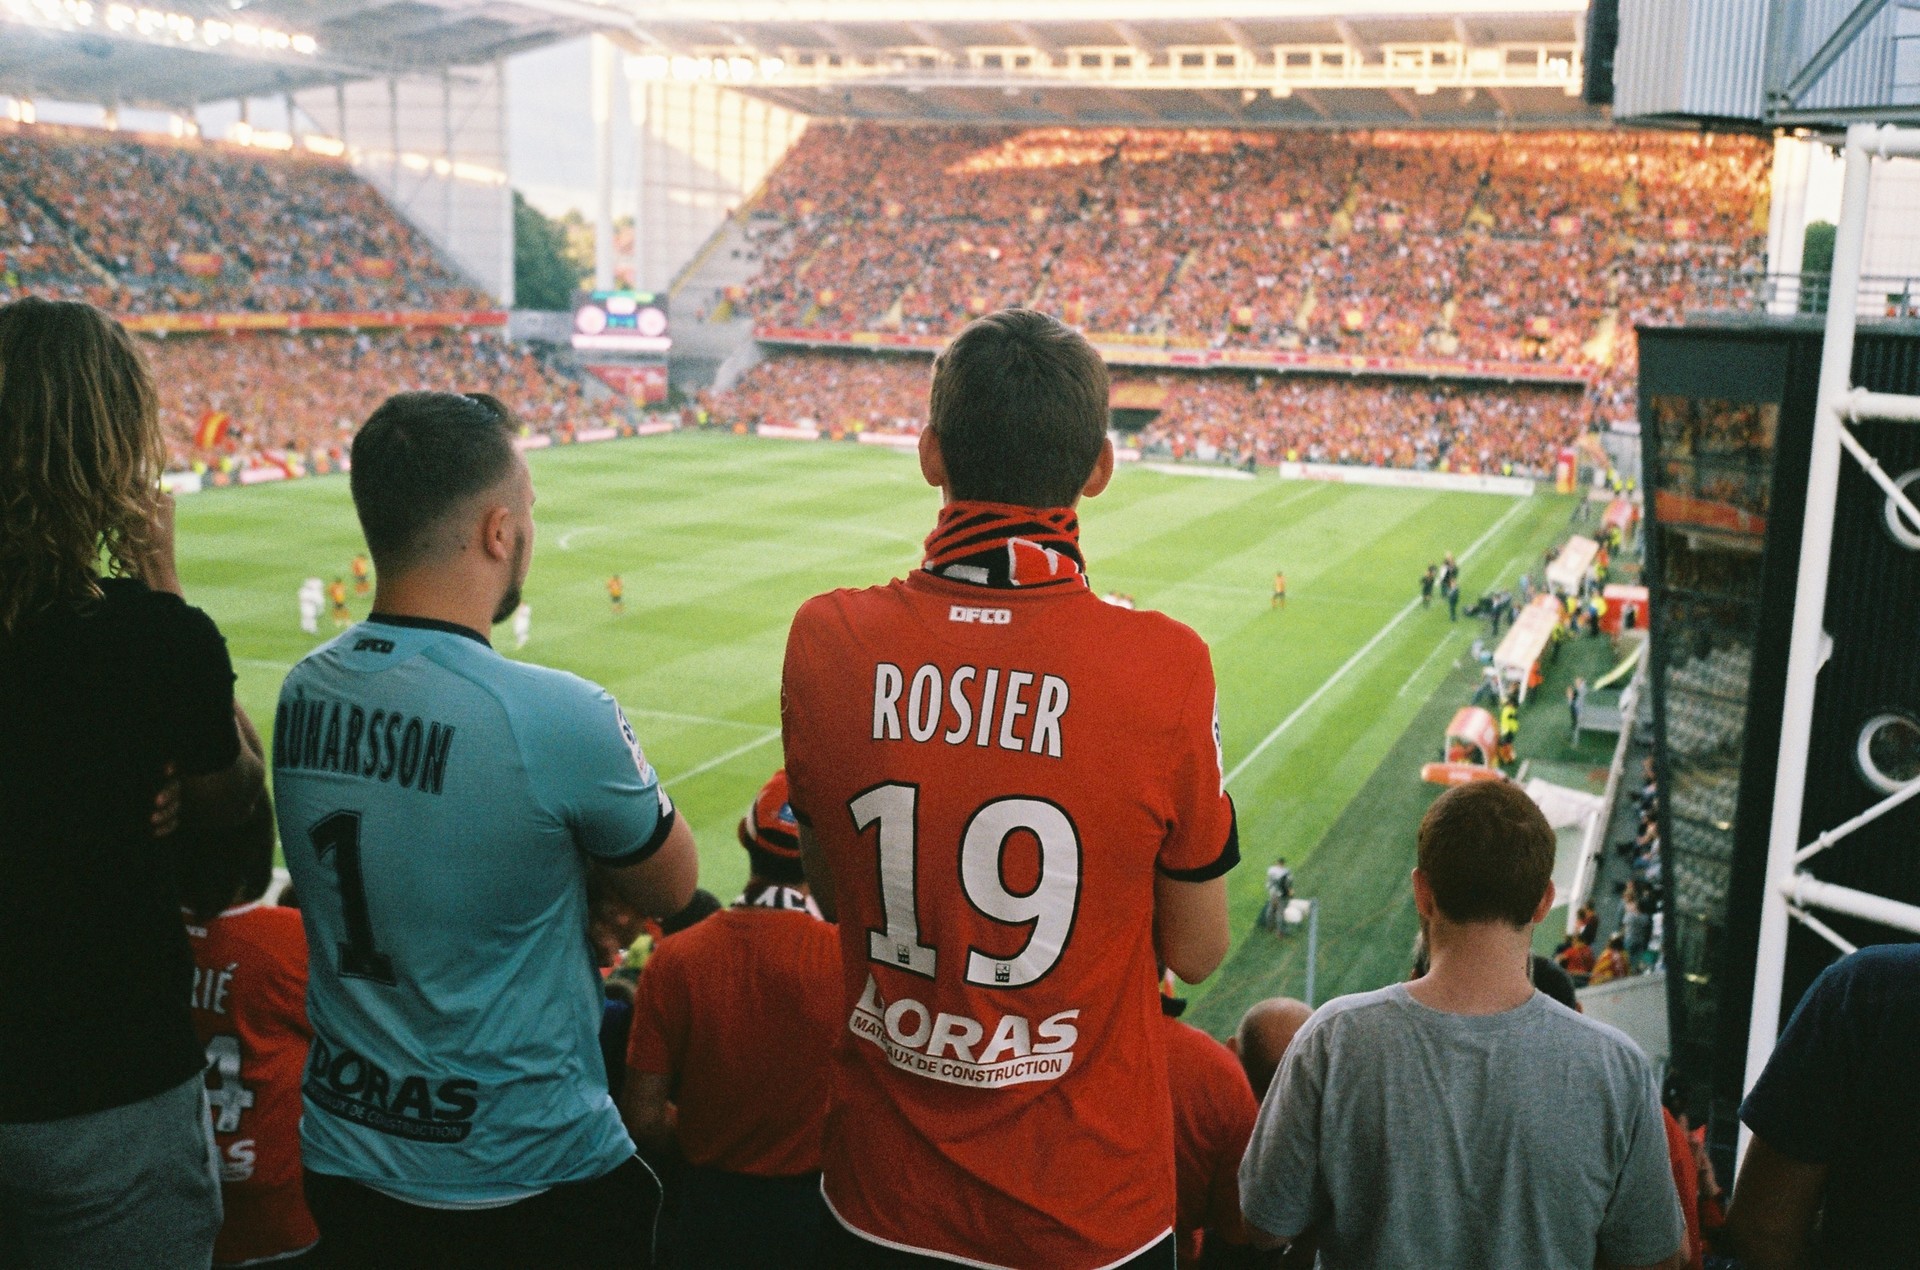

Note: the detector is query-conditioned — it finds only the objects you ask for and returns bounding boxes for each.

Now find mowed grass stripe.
[172,434,1575,997]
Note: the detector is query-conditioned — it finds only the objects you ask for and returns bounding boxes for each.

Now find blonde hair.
[0,298,164,635]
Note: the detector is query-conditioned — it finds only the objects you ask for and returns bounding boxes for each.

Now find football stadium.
[4,1,1919,1267]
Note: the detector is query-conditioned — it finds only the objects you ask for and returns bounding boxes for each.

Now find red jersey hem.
[822,1181,1174,1270]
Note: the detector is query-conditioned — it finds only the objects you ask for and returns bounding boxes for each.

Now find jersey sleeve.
[1157,646,1240,881]
[152,592,241,778]
[626,942,691,1077]
[533,681,677,867]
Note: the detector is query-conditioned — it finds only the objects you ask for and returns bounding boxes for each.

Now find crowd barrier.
[755,327,1592,387]
[1275,461,1536,497]
[125,310,508,335]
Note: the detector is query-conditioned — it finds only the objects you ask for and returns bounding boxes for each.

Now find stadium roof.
[604,1,1605,128]
[1,0,1606,127]
[0,0,607,107]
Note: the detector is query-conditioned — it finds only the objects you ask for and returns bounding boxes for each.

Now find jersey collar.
[366,612,492,647]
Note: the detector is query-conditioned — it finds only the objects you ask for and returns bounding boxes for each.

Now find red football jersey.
[1164,1013,1260,1268]
[782,567,1238,1268]
[186,901,317,1267]
[625,903,841,1176]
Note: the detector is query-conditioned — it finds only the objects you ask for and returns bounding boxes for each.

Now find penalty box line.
[1223,497,1533,789]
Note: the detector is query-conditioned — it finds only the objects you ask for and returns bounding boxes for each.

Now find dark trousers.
[304,1157,660,1270]
[815,1222,1176,1270]
[661,1165,827,1269]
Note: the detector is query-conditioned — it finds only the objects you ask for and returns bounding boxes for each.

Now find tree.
[514,191,583,311]
[1802,220,1836,277]
[1800,220,1836,315]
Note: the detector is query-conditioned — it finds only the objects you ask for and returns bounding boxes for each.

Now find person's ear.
[1410,868,1436,923]
[479,502,514,564]
[918,426,949,497]
[1079,436,1116,501]
[1530,880,1557,926]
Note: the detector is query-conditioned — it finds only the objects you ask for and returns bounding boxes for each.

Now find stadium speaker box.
[1583,0,1621,105]
[1639,323,1920,1176]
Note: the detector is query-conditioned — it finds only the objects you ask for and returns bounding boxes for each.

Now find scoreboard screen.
[572,291,671,353]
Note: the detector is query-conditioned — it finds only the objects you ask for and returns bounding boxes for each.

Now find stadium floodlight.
[0,0,319,55]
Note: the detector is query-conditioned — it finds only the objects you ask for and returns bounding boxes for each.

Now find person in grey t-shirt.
[1238,780,1686,1270]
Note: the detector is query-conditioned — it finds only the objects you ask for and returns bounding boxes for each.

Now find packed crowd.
[704,348,931,435]
[1138,372,1588,474]
[734,124,1767,443]
[0,125,488,313]
[7,299,1913,1270]
[743,125,1767,370]
[701,349,1589,475]
[143,329,625,470]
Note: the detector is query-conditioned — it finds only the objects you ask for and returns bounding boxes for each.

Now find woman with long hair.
[0,297,266,1268]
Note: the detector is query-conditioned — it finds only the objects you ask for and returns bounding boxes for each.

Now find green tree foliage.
[514,191,584,311]
[1803,220,1837,276]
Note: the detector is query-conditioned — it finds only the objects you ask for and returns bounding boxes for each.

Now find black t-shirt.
[1741,943,1920,1268]
[0,577,240,1122]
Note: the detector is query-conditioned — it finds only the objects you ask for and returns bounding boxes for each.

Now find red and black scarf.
[922,500,1086,590]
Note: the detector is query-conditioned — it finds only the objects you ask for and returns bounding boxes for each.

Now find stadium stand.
[704,348,1591,475]
[0,125,629,471]
[145,330,625,472]
[0,125,489,313]
[700,124,1768,473]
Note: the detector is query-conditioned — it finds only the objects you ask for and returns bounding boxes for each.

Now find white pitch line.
[663,728,782,788]
[237,657,294,673]
[1397,632,1465,698]
[557,525,603,550]
[629,707,774,732]
[1224,497,1532,787]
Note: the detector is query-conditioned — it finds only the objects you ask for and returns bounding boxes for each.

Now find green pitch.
[174,433,1576,1019]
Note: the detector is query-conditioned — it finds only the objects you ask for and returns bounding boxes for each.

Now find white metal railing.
[1742,121,1920,1163]
[672,41,1585,94]
[1568,661,1647,937]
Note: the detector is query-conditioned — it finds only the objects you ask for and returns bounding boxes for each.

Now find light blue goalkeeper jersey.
[274,614,674,1204]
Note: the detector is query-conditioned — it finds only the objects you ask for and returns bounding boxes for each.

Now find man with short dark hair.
[277,390,699,1268]
[1239,780,1685,1270]
[621,770,840,1268]
[783,309,1238,1268]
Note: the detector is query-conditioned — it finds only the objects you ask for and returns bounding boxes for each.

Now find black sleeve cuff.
[598,805,678,870]
[1159,798,1241,883]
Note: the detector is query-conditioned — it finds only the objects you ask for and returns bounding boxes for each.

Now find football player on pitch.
[782,309,1238,1270]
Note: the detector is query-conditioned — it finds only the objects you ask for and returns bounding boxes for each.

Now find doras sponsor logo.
[304,1034,479,1143]
[948,605,1012,625]
[849,974,1078,1089]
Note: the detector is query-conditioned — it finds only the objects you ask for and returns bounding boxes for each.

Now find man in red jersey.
[621,770,840,1268]
[782,308,1238,1270]
[180,798,319,1268]
[1161,989,1267,1270]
